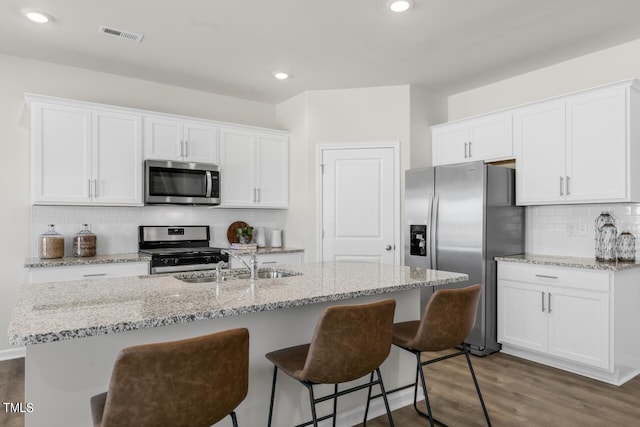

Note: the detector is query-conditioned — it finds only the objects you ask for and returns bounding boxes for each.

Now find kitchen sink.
[179,276,234,284]
[235,270,300,280]
[176,268,301,283]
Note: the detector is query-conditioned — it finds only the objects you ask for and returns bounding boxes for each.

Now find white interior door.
[321,145,397,264]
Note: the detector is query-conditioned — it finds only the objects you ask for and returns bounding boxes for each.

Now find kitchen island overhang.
[9,262,467,427]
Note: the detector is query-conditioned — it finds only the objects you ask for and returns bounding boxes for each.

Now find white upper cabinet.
[144,116,218,164]
[513,100,566,204]
[28,94,289,208]
[432,112,513,166]
[515,81,638,205]
[30,98,143,206]
[92,110,143,205]
[219,127,289,208]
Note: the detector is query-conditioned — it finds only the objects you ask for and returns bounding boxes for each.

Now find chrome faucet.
[215,260,228,282]
[221,250,258,280]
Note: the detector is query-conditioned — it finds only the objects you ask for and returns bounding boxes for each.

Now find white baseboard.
[0,347,25,361]
[321,386,414,427]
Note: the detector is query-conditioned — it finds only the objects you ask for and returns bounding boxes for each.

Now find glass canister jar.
[617,231,636,262]
[598,222,618,262]
[595,212,616,260]
[73,224,97,257]
[39,224,64,259]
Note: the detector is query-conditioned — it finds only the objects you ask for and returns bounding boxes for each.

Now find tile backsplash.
[526,203,640,258]
[31,205,287,258]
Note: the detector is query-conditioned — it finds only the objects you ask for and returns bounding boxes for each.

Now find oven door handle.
[205,171,213,198]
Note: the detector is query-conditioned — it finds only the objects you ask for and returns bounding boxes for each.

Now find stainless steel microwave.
[144,160,220,205]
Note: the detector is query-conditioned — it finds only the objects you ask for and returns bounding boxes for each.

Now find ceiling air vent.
[99,25,144,42]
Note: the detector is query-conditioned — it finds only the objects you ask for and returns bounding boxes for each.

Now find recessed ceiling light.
[273,72,289,80]
[388,0,413,12]
[22,9,53,23]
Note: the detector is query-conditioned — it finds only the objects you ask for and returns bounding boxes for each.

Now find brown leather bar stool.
[392,284,491,427]
[265,299,396,427]
[90,328,249,427]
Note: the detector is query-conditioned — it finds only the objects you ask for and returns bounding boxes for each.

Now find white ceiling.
[4,0,640,104]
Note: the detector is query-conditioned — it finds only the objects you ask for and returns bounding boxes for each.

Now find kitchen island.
[9,262,467,427]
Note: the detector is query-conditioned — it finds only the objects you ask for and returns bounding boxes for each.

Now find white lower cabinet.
[27,262,149,284]
[228,252,303,269]
[497,261,640,385]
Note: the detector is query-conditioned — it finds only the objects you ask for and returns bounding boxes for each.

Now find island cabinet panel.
[497,261,640,385]
[143,115,219,164]
[432,112,513,166]
[514,80,640,205]
[219,127,289,208]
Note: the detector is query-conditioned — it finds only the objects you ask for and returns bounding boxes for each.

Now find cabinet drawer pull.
[541,291,545,312]
[262,261,278,264]
[83,273,107,277]
[535,274,558,279]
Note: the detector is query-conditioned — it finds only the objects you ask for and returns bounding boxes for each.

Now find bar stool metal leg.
[306,384,320,427]
[416,352,435,427]
[376,368,395,427]
[333,384,339,427]
[464,345,492,426]
[267,366,279,427]
[230,411,239,427]
[363,371,375,426]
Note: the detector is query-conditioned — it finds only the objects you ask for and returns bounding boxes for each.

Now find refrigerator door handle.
[426,194,433,267]
[431,194,439,269]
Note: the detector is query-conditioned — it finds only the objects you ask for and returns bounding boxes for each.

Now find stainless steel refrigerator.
[404,161,524,356]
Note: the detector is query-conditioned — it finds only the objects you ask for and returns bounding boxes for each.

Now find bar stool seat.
[91,328,249,427]
[266,299,397,427]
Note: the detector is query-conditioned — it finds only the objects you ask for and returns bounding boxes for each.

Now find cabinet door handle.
[566,176,570,195]
[468,141,472,157]
[535,274,558,279]
[559,177,564,196]
[184,140,189,158]
[548,292,552,313]
[176,142,182,158]
[88,179,92,198]
[257,188,261,203]
[464,142,468,158]
[253,188,257,203]
[541,291,545,312]
[93,179,98,197]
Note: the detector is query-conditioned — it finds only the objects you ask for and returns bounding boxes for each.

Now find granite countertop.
[24,253,151,269]
[8,262,466,346]
[495,254,640,271]
[24,248,303,268]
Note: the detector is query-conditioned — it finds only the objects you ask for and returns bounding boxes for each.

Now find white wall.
[447,38,640,257]
[0,52,279,354]
[276,85,447,261]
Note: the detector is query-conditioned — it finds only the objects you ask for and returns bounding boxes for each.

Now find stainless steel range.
[139,225,229,274]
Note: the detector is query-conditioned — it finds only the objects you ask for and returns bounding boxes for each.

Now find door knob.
[385,245,393,251]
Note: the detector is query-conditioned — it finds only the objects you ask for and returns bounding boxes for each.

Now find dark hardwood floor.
[0,358,25,427]
[361,350,640,427]
[2,351,639,427]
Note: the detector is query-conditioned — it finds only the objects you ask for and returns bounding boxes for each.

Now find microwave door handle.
[205,171,212,198]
